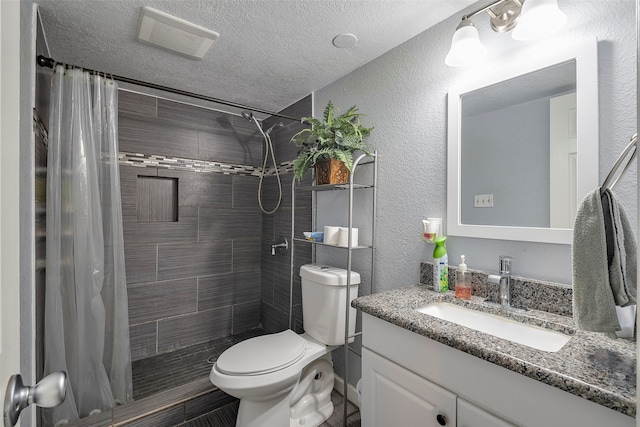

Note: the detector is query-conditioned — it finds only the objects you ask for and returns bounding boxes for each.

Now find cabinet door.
[362,348,456,427]
[458,398,516,427]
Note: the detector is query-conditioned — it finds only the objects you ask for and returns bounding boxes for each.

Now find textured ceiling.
[36,0,476,115]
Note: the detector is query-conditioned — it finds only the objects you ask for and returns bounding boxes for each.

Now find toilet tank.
[300,264,361,346]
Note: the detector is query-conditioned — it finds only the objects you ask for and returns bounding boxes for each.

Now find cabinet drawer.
[362,347,456,427]
[458,398,515,427]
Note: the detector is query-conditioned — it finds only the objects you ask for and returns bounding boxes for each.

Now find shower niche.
[136,176,179,222]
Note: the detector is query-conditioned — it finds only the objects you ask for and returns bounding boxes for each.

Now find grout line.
[231,305,235,335]
[155,243,159,282]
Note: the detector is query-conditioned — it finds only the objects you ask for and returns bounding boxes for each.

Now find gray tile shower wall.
[260,96,313,334]
[119,90,266,361]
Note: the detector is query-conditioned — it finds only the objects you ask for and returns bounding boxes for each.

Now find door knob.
[3,371,67,427]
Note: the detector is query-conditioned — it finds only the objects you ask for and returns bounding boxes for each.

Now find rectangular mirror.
[447,38,598,244]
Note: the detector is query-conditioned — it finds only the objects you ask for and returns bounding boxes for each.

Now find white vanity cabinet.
[361,313,634,427]
[362,348,456,426]
[457,399,515,427]
[362,348,512,427]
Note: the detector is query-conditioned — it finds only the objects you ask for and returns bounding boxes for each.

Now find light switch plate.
[474,194,494,208]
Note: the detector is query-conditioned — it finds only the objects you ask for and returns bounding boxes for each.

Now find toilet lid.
[216,330,306,376]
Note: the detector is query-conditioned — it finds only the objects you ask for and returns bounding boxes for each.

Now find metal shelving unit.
[289,151,377,426]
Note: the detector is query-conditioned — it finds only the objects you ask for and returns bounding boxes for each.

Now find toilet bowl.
[210,331,334,427]
[210,264,360,427]
[289,355,335,427]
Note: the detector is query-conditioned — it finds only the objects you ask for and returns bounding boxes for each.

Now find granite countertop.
[352,285,637,417]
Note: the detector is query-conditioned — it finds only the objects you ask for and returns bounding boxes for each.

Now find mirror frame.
[447,38,598,245]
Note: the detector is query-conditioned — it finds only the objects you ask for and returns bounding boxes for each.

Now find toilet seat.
[216,330,306,376]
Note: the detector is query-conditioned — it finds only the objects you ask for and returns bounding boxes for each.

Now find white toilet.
[210,264,360,427]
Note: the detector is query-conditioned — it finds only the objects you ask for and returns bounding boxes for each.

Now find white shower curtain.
[43,65,132,425]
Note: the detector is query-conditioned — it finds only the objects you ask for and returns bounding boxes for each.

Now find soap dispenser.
[455,255,472,300]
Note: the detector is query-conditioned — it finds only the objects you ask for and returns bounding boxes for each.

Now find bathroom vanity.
[354,286,635,427]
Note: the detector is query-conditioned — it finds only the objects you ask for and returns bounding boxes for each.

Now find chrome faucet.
[488,256,513,307]
[270,236,288,256]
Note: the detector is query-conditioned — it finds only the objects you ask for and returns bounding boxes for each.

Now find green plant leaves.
[290,101,373,180]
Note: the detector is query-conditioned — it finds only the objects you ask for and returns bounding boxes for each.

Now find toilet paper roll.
[324,226,340,245]
[338,227,358,247]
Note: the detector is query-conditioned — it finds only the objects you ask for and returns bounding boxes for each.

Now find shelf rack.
[289,151,377,426]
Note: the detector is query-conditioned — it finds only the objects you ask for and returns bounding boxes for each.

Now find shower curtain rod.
[36,55,302,122]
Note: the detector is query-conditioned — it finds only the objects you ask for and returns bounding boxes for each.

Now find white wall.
[19,1,37,426]
[1,0,26,425]
[316,0,637,288]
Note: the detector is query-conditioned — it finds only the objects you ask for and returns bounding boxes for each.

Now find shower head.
[243,110,268,138]
[265,122,284,135]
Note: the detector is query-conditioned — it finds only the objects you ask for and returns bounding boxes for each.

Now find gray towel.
[601,189,637,306]
[572,187,637,333]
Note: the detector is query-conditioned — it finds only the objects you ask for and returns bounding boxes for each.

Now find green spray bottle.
[433,236,448,292]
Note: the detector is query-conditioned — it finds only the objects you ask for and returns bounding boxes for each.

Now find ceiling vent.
[136,7,219,59]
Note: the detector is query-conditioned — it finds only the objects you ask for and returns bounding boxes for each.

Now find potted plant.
[291,101,373,184]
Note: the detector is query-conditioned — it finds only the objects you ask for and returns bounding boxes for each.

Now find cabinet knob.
[436,414,447,425]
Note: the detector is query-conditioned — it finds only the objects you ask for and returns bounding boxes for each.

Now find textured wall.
[315,0,636,385]
[118,91,264,361]
[316,0,637,288]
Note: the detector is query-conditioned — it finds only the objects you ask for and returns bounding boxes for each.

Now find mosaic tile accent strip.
[119,151,294,177]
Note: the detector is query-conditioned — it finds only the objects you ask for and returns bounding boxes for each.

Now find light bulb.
[512,0,567,41]
[445,20,487,67]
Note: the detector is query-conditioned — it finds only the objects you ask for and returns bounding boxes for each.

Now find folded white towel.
[572,187,637,335]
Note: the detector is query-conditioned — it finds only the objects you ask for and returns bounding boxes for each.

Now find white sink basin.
[416,302,570,352]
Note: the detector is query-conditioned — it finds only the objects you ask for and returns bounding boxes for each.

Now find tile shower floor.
[132,328,267,400]
[131,328,361,426]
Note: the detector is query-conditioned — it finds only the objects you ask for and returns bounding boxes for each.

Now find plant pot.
[315,158,350,185]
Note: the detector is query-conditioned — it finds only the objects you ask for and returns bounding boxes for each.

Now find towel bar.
[602,133,637,190]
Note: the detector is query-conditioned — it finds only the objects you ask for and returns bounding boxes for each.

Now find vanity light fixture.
[512,0,568,40]
[444,19,487,67]
[445,0,567,67]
